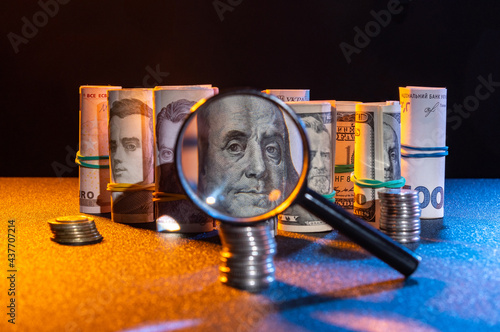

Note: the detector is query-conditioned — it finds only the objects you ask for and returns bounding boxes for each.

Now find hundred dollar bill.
[263,89,310,234]
[154,86,218,232]
[263,89,310,102]
[353,101,402,229]
[108,89,155,223]
[79,85,121,214]
[399,86,447,219]
[278,101,335,232]
[333,101,360,211]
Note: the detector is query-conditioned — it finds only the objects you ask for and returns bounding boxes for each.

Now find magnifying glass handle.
[300,188,421,277]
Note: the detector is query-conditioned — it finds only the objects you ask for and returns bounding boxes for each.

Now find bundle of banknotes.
[107,88,155,223]
[78,84,220,230]
[153,85,218,232]
[78,85,121,214]
[399,87,447,219]
[352,101,403,229]
[350,87,447,229]
[333,101,359,212]
[278,100,337,232]
[76,85,447,236]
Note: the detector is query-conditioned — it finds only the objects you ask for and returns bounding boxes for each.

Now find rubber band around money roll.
[401,145,449,158]
[335,164,354,174]
[75,150,109,169]
[152,192,188,202]
[351,173,406,189]
[322,190,336,203]
[106,183,155,192]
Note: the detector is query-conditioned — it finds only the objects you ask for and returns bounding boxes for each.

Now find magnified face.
[383,121,401,181]
[197,95,296,217]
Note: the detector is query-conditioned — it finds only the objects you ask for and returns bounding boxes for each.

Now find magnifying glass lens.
[177,92,308,223]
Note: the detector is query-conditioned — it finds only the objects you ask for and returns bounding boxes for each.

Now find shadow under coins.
[419,218,447,243]
[275,230,372,261]
[155,228,222,246]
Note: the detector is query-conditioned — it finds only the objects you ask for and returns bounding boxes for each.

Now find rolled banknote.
[278,101,335,232]
[353,101,404,229]
[263,89,310,102]
[399,87,447,219]
[333,101,360,211]
[107,89,155,223]
[154,86,218,232]
[78,85,121,214]
[155,84,219,95]
[263,89,310,234]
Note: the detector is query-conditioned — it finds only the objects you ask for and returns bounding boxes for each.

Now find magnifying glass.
[175,89,420,290]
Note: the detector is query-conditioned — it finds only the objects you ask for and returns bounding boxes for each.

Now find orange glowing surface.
[268,189,282,202]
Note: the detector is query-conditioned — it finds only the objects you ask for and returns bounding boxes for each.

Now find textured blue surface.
[261,179,500,331]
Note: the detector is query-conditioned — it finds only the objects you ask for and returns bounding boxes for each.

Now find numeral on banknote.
[414,186,444,209]
[345,146,351,164]
[355,193,366,205]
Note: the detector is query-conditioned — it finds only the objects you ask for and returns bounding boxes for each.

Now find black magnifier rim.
[175,89,310,225]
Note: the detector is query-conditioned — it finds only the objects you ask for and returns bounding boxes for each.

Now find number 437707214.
[8,219,16,269]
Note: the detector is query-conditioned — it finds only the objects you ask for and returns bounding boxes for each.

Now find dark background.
[1,0,499,178]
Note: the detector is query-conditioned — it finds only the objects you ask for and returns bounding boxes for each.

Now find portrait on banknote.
[197,94,299,218]
[156,99,208,224]
[383,113,402,182]
[109,96,154,219]
[109,98,154,185]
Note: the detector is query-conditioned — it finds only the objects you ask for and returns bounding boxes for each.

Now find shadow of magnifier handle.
[299,188,421,277]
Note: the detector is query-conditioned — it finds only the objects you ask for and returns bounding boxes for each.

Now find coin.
[48,215,103,245]
[378,189,421,243]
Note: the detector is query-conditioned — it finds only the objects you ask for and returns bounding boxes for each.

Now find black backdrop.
[1,0,499,178]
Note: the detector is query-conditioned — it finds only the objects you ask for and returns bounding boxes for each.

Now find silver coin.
[53,233,102,241]
[51,228,100,234]
[51,235,103,244]
[380,211,421,216]
[380,221,420,228]
[48,215,103,245]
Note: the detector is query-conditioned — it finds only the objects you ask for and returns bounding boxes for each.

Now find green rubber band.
[351,172,405,189]
[335,164,354,174]
[75,151,109,169]
[322,190,336,203]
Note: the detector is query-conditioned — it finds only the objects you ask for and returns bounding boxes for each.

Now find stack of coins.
[218,222,276,292]
[378,189,421,243]
[48,215,103,245]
